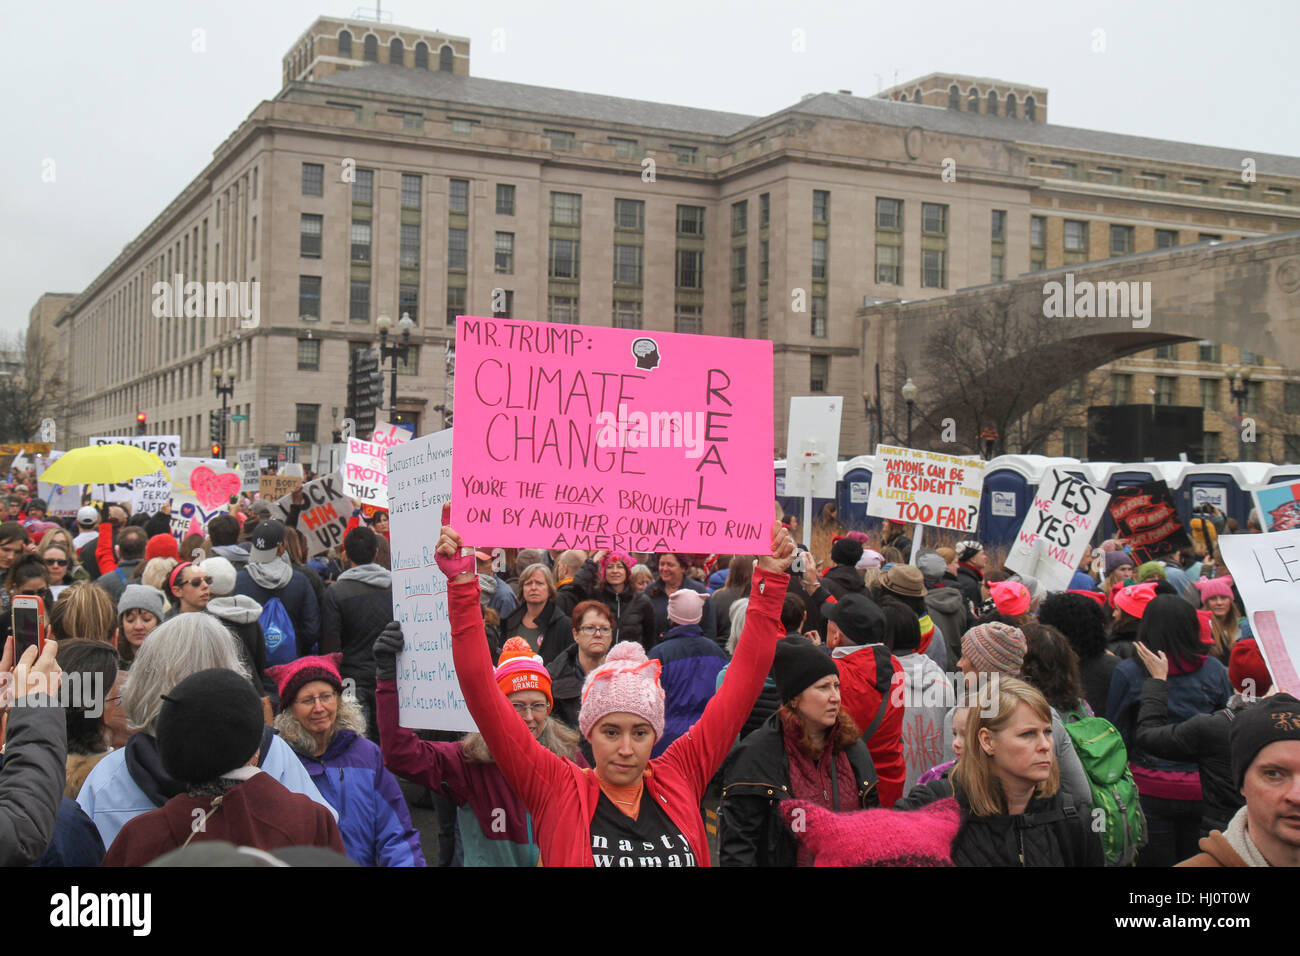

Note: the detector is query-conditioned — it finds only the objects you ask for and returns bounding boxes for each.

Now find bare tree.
[0,330,75,443]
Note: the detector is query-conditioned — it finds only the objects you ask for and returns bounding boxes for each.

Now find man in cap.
[824,592,905,807]
[320,526,392,740]
[234,520,321,660]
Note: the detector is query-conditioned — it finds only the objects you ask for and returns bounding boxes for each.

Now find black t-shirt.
[589,791,696,868]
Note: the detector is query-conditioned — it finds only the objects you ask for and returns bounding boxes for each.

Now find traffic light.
[346,347,382,437]
[135,411,147,435]
[211,443,223,458]
[209,410,221,444]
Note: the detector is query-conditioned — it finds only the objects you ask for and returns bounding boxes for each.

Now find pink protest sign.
[451,315,773,553]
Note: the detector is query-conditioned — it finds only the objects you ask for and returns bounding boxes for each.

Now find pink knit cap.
[990,580,1030,616]
[1194,575,1235,602]
[667,589,705,626]
[600,551,632,579]
[578,642,665,741]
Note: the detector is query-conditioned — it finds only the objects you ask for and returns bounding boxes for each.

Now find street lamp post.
[1226,363,1252,462]
[862,391,876,452]
[377,312,416,421]
[212,367,235,457]
[901,378,918,447]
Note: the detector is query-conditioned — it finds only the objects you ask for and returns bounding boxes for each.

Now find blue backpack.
[260,596,298,666]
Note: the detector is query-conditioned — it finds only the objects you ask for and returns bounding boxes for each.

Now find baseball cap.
[76,506,99,527]
[248,519,286,563]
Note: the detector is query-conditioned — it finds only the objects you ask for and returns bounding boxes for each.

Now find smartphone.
[12,595,46,659]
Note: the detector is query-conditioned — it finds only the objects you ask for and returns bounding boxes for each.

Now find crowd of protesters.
[2,470,1297,869]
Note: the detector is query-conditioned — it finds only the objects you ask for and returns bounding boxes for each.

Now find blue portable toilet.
[979,455,1083,551]
[837,455,876,534]
[1176,463,1273,532]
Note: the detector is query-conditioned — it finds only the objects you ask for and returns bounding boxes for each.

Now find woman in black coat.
[569,551,656,649]
[646,553,715,649]
[500,563,573,665]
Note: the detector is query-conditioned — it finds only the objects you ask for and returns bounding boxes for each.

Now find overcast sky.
[4,0,1297,336]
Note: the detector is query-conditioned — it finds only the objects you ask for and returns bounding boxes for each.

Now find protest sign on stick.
[387,429,474,731]
[1252,479,1300,533]
[1219,532,1300,695]
[271,471,350,557]
[1107,481,1191,563]
[866,444,986,534]
[1005,469,1110,592]
[450,316,774,553]
[89,434,179,510]
[37,453,82,517]
[371,420,412,450]
[238,450,260,493]
[344,437,388,508]
[260,475,303,500]
[168,459,240,540]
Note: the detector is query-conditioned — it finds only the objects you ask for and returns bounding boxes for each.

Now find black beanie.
[145,511,172,539]
[831,537,864,568]
[1230,694,1300,790]
[774,637,838,703]
[158,669,265,784]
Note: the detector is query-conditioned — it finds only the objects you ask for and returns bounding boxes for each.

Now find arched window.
[899,92,908,102]
[439,44,454,72]
[948,84,961,109]
[913,87,922,103]
[364,35,378,62]
[338,30,352,58]
[390,37,404,65]
[968,86,980,112]
[987,90,999,115]
[1024,95,1037,122]
[1006,93,1018,119]
[415,41,429,69]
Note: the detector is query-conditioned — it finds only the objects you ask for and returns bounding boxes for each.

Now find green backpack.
[1061,709,1147,866]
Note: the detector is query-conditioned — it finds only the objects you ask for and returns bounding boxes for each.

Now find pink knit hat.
[990,580,1030,616]
[268,653,345,710]
[1194,576,1235,602]
[494,637,553,709]
[578,642,665,740]
[600,551,632,579]
[667,589,705,626]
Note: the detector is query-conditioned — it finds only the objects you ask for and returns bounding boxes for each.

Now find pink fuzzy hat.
[600,551,633,579]
[990,580,1030,616]
[1194,576,1235,602]
[579,642,665,741]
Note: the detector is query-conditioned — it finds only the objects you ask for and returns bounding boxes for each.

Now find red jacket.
[832,643,905,807]
[450,567,790,867]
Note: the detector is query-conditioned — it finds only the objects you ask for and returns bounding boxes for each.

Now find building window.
[389,37,404,66]
[338,30,352,58]
[811,296,827,338]
[1025,95,1037,122]
[1155,229,1178,249]
[614,198,644,231]
[1154,344,1177,359]
[1051,160,1078,179]
[402,224,423,269]
[987,90,999,114]
[991,209,1006,241]
[414,41,428,69]
[732,201,748,235]
[810,355,829,392]
[1155,375,1177,405]
[731,302,746,338]
[921,203,948,235]
[299,276,321,319]
[1005,93,1017,118]
[549,238,579,279]
[1241,349,1261,365]
[401,174,422,208]
[446,227,466,270]
[545,128,576,151]
[300,214,322,257]
[948,85,961,110]
[968,87,980,112]
[491,289,513,318]
[295,404,320,444]
[813,190,830,223]
[496,184,515,216]
[1062,426,1085,458]
[759,240,769,282]
[676,205,705,236]
[1203,432,1221,461]
[1139,171,1167,190]
[1064,220,1088,252]
[449,179,469,214]
[550,192,581,225]
[732,246,747,287]
[610,137,637,158]
[1286,382,1300,414]
[1112,373,1133,404]
[301,163,323,197]
[349,280,369,322]
[439,45,454,71]
[446,286,466,325]
[396,346,419,376]
[1201,378,1220,410]
[494,233,514,274]
[990,254,1004,282]
[674,305,702,334]
[877,198,902,230]
[921,249,947,288]
[548,296,579,324]
[350,221,371,262]
[399,283,419,325]
[612,301,642,329]
[675,249,703,289]
[1199,233,1222,243]
[1030,215,1046,248]
[1245,380,1263,414]
[875,245,901,285]
[1287,435,1300,463]
[1198,340,1221,363]
[672,145,698,165]
[297,338,321,371]
[1065,378,1084,401]
[760,193,770,228]
[363,35,378,62]
[353,168,374,203]
[1095,166,1123,184]
[811,239,827,279]
[614,244,643,284]
[1110,224,1135,255]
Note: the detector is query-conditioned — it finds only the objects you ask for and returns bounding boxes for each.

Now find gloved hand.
[373,621,405,682]
[434,523,475,581]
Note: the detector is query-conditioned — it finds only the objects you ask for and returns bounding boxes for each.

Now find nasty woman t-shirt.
[589,791,696,867]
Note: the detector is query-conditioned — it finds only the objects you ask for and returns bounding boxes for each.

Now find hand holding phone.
[11,595,46,660]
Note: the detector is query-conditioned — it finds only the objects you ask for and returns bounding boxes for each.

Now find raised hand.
[756,522,797,574]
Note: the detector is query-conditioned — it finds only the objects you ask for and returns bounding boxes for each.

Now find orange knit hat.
[494,636,553,709]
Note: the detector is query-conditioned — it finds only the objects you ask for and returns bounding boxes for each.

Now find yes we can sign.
[1004,469,1109,592]
[450,316,774,552]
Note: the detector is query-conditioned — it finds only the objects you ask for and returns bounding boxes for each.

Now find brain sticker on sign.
[450,316,773,553]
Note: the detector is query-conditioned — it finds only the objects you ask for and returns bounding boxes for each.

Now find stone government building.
[41,14,1300,460]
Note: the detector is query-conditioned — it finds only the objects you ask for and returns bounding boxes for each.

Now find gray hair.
[630,564,653,584]
[726,597,750,657]
[122,613,251,735]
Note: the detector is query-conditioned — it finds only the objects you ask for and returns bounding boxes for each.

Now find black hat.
[1230,694,1300,790]
[157,668,264,784]
[774,637,838,704]
[822,593,887,646]
[249,519,286,564]
[830,537,864,568]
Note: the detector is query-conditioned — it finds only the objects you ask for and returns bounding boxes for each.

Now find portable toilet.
[837,455,877,533]
[1177,462,1273,531]
[978,455,1081,551]
[1261,463,1300,487]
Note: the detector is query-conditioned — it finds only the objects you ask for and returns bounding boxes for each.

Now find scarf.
[1223,805,1271,867]
[247,552,293,590]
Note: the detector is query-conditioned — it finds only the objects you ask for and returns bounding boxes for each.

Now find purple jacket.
[649,624,728,758]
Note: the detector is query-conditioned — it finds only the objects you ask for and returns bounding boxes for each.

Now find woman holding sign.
[430,521,794,867]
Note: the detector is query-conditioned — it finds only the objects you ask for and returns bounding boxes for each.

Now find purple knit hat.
[960,622,1027,676]
[579,642,665,741]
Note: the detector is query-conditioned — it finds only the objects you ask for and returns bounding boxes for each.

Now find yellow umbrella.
[38,444,170,486]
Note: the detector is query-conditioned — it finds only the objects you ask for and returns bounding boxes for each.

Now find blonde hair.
[49,583,118,644]
[952,677,1060,816]
[518,563,556,602]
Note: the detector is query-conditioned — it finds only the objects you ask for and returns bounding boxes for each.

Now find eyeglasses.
[578,625,613,636]
[183,576,214,587]
[295,692,337,708]
[511,701,549,716]
[44,558,68,567]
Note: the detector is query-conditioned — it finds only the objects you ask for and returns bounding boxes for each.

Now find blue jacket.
[648,624,728,757]
[291,729,425,867]
[77,734,335,849]
[31,798,105,867]
[648,577,716,647]
[1108,655,1232,774]
[234,566,322,657]
[1069,569,1098,591]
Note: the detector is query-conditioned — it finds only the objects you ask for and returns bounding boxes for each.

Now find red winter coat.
[450,567,790,867]
[831,643,906,807]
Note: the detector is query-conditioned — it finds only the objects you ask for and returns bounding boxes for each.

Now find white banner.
[1004,469,1110,593]
[37,452,82,517]
[89,434,180,512]
[866,444,985,535]
[784,396,842,498]
[1219,531,1300,695]
[168,458,240,541]
[344,437,388,508]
